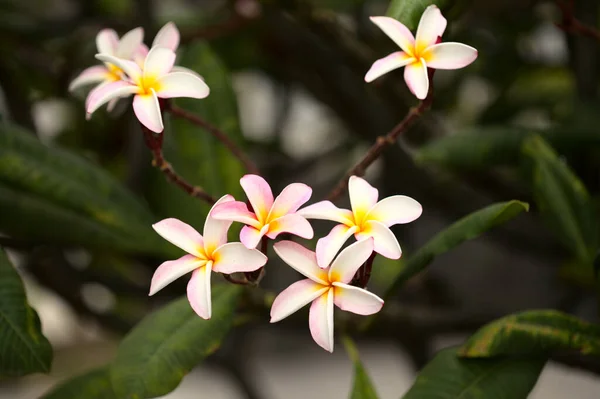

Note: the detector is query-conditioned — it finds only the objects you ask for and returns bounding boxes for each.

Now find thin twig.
[557,0,600,42]
[166,104,260,175]
[180,14,252,44]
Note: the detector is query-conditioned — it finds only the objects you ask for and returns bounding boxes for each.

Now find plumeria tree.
[1,0,600,398]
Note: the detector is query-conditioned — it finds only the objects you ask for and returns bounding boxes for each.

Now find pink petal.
[415,5,447,53]
[212,242,267,274]
[267,183,312,221]
[152,218,205,258]
[309,288,334,352]
[143,47,176,79]
[369,16,415,55]
[86,80,138,115]
[187,263,212,319]
[106,98,119,112]
[297,201,354,225]
[366,195,422,227]
[156,72,210,99]
[266,214,314,240]
[356,220,401,260]
[211,201,261,229]
[116,27,144,59]
[328,238,374,284]
[203,194,235,255]
[133,43,149,68]
[349,176,378,226]
[404,59,429,100]
[365,51,415,83]
[272,240,328,284]
[240,225,268,249]
[332,282,384,316]
[315,224,358,269]
[240,174,274,224]
[133,91,164,133]
[69,65,110,92]
[95,53,143,82]
[96,29,119,54]
[152,22,180,51]
[422,43,478,70]
[149,254,205,296]
[270,279,329,323]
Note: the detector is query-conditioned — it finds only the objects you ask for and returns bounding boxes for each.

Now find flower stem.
[557,0,600,42]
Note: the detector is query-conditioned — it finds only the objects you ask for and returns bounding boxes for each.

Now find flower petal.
[316,225,359,269]
[187,263,212,319]
[240,174,274,224]
[69,66,110,92]
[95,53,143,82]
[133,43,149,67]
[297,201,354,225]
[86,80,138,115]
[365,51,415,83]
[270,279,329,323]
[415,5,447,53]
[171,66,203,79]
[366,195,422,227]
[106,98,119,112]
[309,288,334,353]
[96,29,119,54]
[328,238,374,284]
[212,243,267,274]
[149,254,205,296]
[267,183,312,221]
[203,194,235,255]
[332,282,384,316]
[422,42,478,70]
[133,90,164,133]
[266,214,314,240]
[152,218,205,258]
[143,47,176,79]
[369,16,415,56]
[211,201,261,229]
[273,240,328,284]
[156,72,210,99]
[349,176,378,226]
[356,220,401,260]
[153,22,180,51]
[239,225,267,249]
[116,27,144,59]
[404,58,429,100]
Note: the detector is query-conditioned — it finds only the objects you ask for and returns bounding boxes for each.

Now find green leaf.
[460,310,600,357]
[343,336,379,399]
[387,0,449,30]
[41,367,116,399]
[0,124,167,255]
[0,247,52,376]
[385,201,529,297]
[110,285,242,398]
[522,135,598,266]
[403,347,545,399]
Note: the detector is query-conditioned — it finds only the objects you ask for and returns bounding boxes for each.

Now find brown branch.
[166,104,260,175]
[557,0,600,42]
[181,13,252,44]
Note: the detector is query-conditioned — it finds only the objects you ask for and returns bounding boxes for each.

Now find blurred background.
[1,0,600,397]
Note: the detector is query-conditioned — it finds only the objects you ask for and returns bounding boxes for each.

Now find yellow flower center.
[138,75,161,96]
[106,63,123,82]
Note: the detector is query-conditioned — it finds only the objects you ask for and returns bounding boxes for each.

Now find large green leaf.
[0,124,167,255]
[384,201,529,298]
[0,247,52,376]
[41,367,116,399]
[110,285,242,398]
[343,336,379,399]
[460,310,600,357]
[403,347,545,399]
[387,0,450,30]
[522,135,598,266]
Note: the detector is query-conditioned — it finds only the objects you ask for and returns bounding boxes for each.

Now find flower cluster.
[150,175,422,352]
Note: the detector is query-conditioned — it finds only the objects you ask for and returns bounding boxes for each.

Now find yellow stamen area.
[138,74,162,95]
[106,63,123,82]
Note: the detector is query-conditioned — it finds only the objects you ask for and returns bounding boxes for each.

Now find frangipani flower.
[87,46,210,132]
[365,5,478,99]
[271,238,383,352]
[298,176,422,268]
[211,175,314,249]
[150,195,267,319]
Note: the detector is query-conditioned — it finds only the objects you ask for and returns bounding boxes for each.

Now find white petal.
[96,29,118,54]
[273,240,329,284]
[95,53,143,82]
[365,52,415,83]
[265,214,314,241]
[143,47,176,79]
[369,16,415,55]
[86,80,138,115]
[203,194,235,255]
[366,195,422,227]
[349,176,378,226]
[171,66,203,80]
[187,263,212,319]
[212,243,267,274]
[267,183,312,221]
[133,90,164,133]
[116,27,144,59]
[152,22,180,51]
[149,254,205,295]
[152,218,205,258]
[309,288,334,352]
[356,220,401,260]
[422,42,478,70]
[297,201,354,225]
[415,5,447,53]
[404,59,429,100]
[69,66,110,92]
[270,279,328,323]
[332,282,384,316]
[315,225,358,269]
[328,238,374,284]
[156,72,210,99]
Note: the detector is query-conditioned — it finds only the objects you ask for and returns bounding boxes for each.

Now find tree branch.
[557,0,600,42]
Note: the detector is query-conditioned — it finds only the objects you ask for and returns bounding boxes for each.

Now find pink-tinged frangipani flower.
[365,5,478,99]
[211,174,314,249]
[150,195,267,319]
[270,238,383,352]
[86,46,210,132]
[298,176,422,268]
